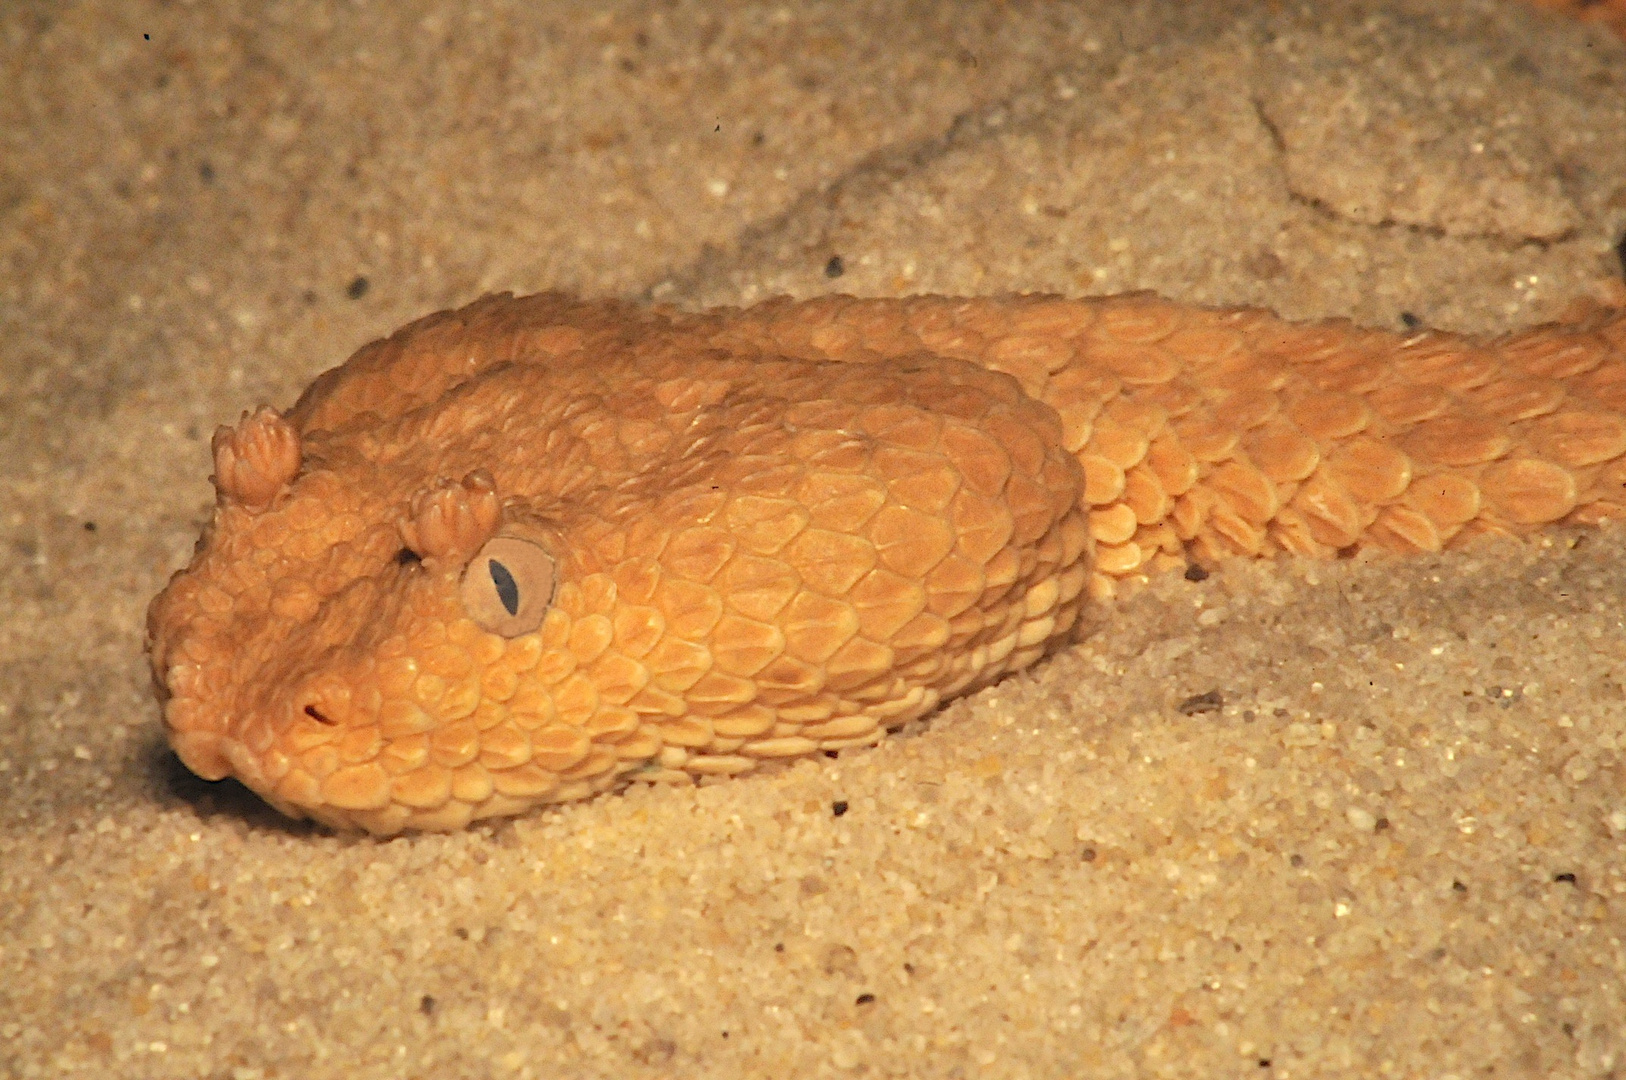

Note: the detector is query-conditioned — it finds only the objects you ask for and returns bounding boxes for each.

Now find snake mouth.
[166,721,234,782]
[220,735,274,793]
[164,701,304,824]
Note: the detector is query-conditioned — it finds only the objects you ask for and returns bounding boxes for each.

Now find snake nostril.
[304,704,338,725]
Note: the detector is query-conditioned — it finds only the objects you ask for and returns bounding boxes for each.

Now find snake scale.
[146,291,1626,834]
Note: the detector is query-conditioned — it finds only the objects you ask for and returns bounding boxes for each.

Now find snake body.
[146,292,1626,834]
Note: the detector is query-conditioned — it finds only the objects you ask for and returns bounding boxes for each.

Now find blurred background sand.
[3,1,1625,1076]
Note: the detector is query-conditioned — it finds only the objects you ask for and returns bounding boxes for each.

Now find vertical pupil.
[488,559,520,616]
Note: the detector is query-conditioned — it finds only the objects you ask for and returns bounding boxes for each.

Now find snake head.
[147,405,613,834]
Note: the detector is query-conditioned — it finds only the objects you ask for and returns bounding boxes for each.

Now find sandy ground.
[3,1,1626,1077]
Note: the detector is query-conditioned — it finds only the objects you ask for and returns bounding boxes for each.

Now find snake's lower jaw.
[164,704,294,811]
[166,725,233,783]
[165,708,328,827]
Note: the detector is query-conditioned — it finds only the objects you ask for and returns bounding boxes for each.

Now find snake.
[145,291,1626,834]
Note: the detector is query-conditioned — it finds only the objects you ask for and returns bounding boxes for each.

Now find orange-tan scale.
[146,291,1626,833]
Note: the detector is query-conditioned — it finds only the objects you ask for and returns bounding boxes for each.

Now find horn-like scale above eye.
[459,535,556,637]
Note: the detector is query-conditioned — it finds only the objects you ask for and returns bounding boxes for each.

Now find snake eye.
[459,535,556,637]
